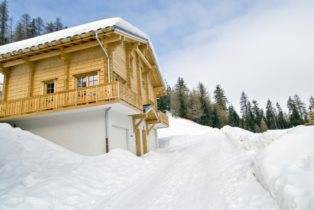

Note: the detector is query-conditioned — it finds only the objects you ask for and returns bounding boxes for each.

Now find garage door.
[110,125,128,151]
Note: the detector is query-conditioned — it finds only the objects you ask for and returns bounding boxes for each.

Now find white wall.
[11,107,159,156]
[148,128,158,151]
[13,109,107,155]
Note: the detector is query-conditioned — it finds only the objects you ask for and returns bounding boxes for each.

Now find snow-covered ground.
[0,115,313,210]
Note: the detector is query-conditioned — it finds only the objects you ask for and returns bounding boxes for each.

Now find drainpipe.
[95,32,111,83]
[104,107,111,153]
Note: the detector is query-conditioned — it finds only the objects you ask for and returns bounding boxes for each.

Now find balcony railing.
[0,82,142,120]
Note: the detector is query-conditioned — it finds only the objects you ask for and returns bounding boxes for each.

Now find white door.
[110,125,128,151]
[148,129,157,150]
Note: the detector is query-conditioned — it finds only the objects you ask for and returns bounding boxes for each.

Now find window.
[45,81,55,94]
[76,72,98,88]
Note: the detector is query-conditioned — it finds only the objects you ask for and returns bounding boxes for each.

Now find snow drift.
[253,126,314,210]
[0,123,160,210]
[0,114,313,210]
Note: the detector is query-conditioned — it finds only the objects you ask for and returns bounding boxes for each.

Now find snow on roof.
[0,17,149,55]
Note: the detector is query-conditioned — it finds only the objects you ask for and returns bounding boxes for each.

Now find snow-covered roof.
[0,17,165,89]
[0,17,149,55]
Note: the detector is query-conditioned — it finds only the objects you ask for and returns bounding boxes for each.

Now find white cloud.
[160,0,314,111]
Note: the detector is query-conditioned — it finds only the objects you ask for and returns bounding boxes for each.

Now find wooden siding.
[33,57,64,95]
[112,45,127,80]
[1,39,165,123]
[69,47,106,89]
[7,64,28,100]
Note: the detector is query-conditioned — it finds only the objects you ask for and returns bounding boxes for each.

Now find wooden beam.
[60,49,70,91]
[135,127,142,156]
[25,60,35,97]
[135,48,153,69]
[125,43,139,88]
[142,128,148,154]
[2,59,24,68]
[1,36,122,68]
[136,54,143,102]
[2,68,10,101]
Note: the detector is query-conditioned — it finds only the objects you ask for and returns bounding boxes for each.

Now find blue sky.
[9,0,253,56]
[7,0,314,110]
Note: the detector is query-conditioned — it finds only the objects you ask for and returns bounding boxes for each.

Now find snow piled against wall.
[0,123,161,209]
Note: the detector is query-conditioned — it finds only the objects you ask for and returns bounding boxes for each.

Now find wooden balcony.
[309,112,314,125]
[0,82,142,121]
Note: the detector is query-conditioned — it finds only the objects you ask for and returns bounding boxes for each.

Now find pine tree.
[157,84,171,113]
[240,92,255,131]
[173,77,188,118]
[276,102,288,129]
[45,17,65,33]
[214,84,227,110]
[212,106,220,128]
[240,92,248,118]
[293,94,308,122]
[309,96,314,111]
[54,17,64,30]
[265,100,277,129]
[214,84,228,127]
[45,21,55,33]
[198,82,212,126]
[251,100,263,128]
[186,89,202,122]
[287,96,303,126]
[13,22,23,41]
[246,101,256,131]
[14,13,32,41]
[259,118,268,132]
[228,105,240,127]
[0,0,8,45]
[31,17,44,36]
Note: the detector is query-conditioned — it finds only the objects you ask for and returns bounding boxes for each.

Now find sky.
[7,0,314,111]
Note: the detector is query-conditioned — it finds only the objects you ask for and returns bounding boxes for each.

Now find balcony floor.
[1,100,141,122]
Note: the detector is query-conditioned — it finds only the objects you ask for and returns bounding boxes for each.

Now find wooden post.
[60,50,70,91]
[2,68,10,101]
[135,127,142,156]
[136,54,142,102]
[125,47,132,88]
[26,61,35,97]
[142,128,148,154]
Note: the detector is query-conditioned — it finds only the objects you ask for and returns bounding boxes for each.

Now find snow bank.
[222,125,290,151]
[0,123,159,209]
[253,125,314,210]
[158,114,221,149]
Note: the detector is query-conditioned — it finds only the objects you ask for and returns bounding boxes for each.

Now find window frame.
[43,79,56,95]
[75,71,99,89]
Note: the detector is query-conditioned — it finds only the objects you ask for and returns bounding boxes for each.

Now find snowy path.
[99,133,278,210]
[1,117,287,210]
